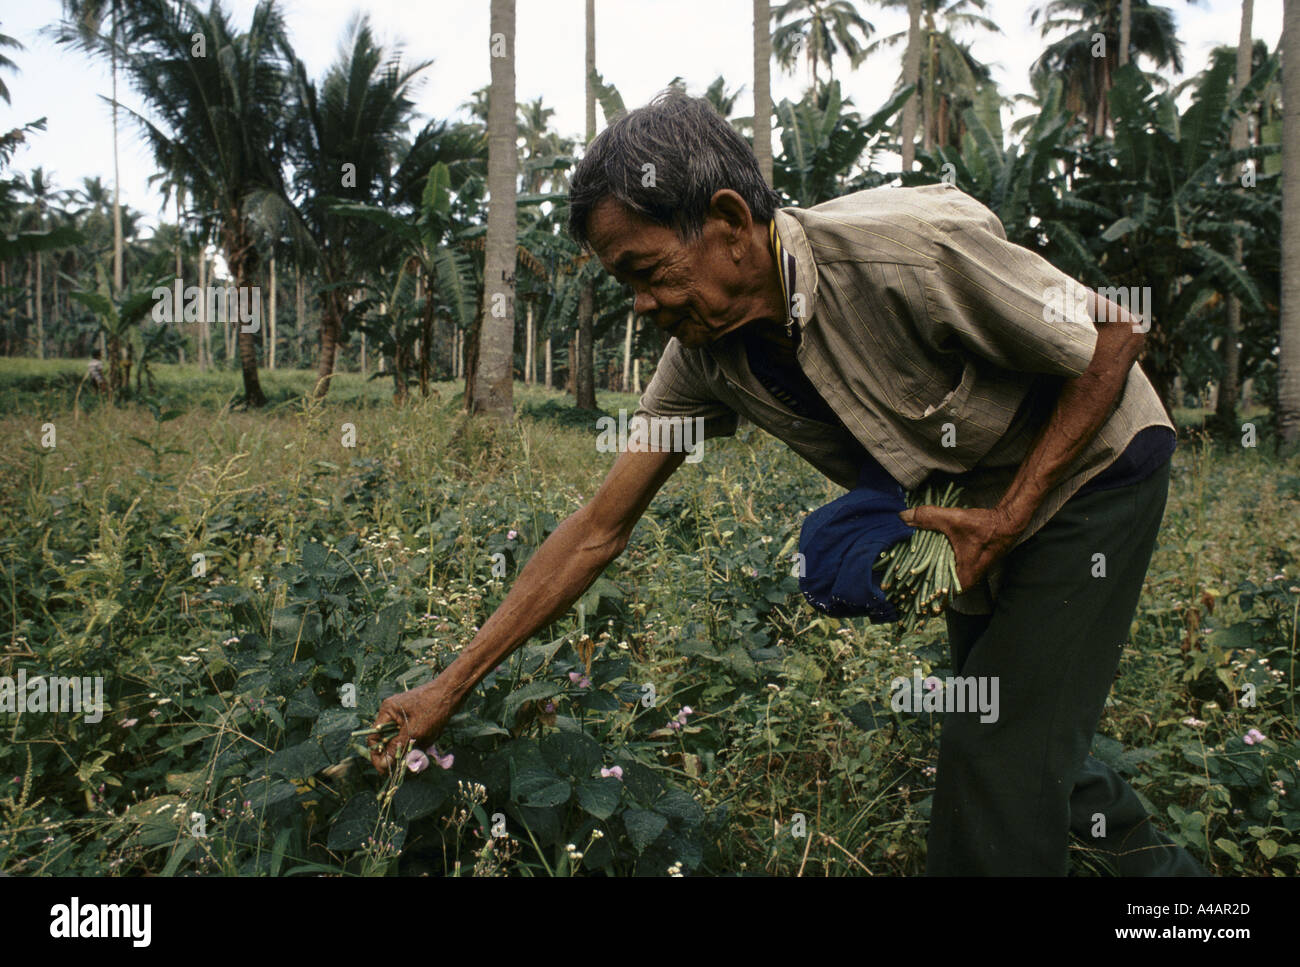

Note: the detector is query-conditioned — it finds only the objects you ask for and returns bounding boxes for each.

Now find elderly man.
[371,90,1205,876]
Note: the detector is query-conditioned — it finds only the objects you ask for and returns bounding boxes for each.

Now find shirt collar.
[770,208,818,337]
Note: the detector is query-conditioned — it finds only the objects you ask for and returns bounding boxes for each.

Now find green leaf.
[621,760,664,804]
[394,770,457,821]
[1215,837,1244,863]
[511,768,572,808]
[160,838,195,876]
[654,789,705,824]
[312,708,360,738]
[540,731,603,777]
[576,777,623,820]
[267,740,329,779]
[1258,839,1279,860]
[503,680,559,725]
[623,809,667,853]
[327,793,379,850]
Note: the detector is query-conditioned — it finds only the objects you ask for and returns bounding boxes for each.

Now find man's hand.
[368,677,460,775]
[899,504,1022,592]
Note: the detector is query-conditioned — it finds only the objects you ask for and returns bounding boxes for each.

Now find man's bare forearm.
[435,511,620,704]
[995,291,1146,532]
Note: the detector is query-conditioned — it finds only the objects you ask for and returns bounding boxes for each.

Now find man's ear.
[708,190,753,254]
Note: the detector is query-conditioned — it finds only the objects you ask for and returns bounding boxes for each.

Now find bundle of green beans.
[873,481,965,633]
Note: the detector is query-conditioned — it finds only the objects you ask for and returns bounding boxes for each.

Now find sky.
[0,0,1284,232]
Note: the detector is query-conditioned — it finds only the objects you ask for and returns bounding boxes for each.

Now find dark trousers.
[926,459,1208,875]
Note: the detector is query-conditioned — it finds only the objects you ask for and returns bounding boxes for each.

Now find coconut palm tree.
[0,24,23,105]
[866,0,1001,153]
[50,2,128,298]
[1030,0,1184,138]
[14,168,75,359]
[117,0,293,407]
[772,0,875,91]
[470,0,517,421]
[284,12,432,399]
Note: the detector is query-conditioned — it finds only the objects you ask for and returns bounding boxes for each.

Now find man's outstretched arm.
[369,445,687,772]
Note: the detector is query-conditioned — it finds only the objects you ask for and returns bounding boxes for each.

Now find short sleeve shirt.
[632,182,1174,614]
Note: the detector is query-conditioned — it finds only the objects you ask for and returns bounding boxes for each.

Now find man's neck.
[730,221,796,346]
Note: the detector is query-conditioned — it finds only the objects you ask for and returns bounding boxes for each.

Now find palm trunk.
[622,310,634,390]
[577,284,595,408]
[111,8,124,297]
[574,0,598,411]
[1119,0,1132,67]
[268,249,277,371]
[901,0,922,172]
[34,248,43,360]
[420,269,433,397]
[176,189,186,365]
[469,0,518,420]
[225,220,266,407]
[1280,0,1300,445]
[923,20,936,152]
[393,337,409,404]
[198,246,208,369]
[566,330,577,395]
[295,267,305,369]
[544,335,552,388]
[1218,0,1254,432]
[753,0,773,185]
[524,301,534,385]
[314,283,343,399]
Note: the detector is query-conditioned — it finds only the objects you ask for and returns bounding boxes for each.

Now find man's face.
[585,194,764,349]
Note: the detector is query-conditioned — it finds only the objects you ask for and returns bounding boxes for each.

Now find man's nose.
[633,290,659,316]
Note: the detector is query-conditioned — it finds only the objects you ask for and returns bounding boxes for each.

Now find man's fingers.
[899,503,949,531]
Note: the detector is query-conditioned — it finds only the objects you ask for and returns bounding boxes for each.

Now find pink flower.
[507,530,518,541]
[427,746,454,769]
[1243,728,1266,745]
[120,718,138,728]
[569,671,591,688]
[601,765,624,780]
[406,749,429,773]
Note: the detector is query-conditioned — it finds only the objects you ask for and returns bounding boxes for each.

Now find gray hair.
[567,88,782,252]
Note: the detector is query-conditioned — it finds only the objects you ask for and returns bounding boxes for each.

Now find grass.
[1,357,1297,876]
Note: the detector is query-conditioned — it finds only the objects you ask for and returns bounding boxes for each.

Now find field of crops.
[1,360,1297,876]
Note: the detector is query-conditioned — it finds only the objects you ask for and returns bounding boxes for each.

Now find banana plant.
[332,161,478,397]
[773,80,914,206]
[68,261,167,398]
[1072,58,1281,412]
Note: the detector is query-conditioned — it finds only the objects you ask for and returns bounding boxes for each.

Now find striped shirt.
[632,182,1175,614]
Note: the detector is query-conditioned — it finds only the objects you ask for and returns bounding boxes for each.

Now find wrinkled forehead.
[587,197,675,271]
